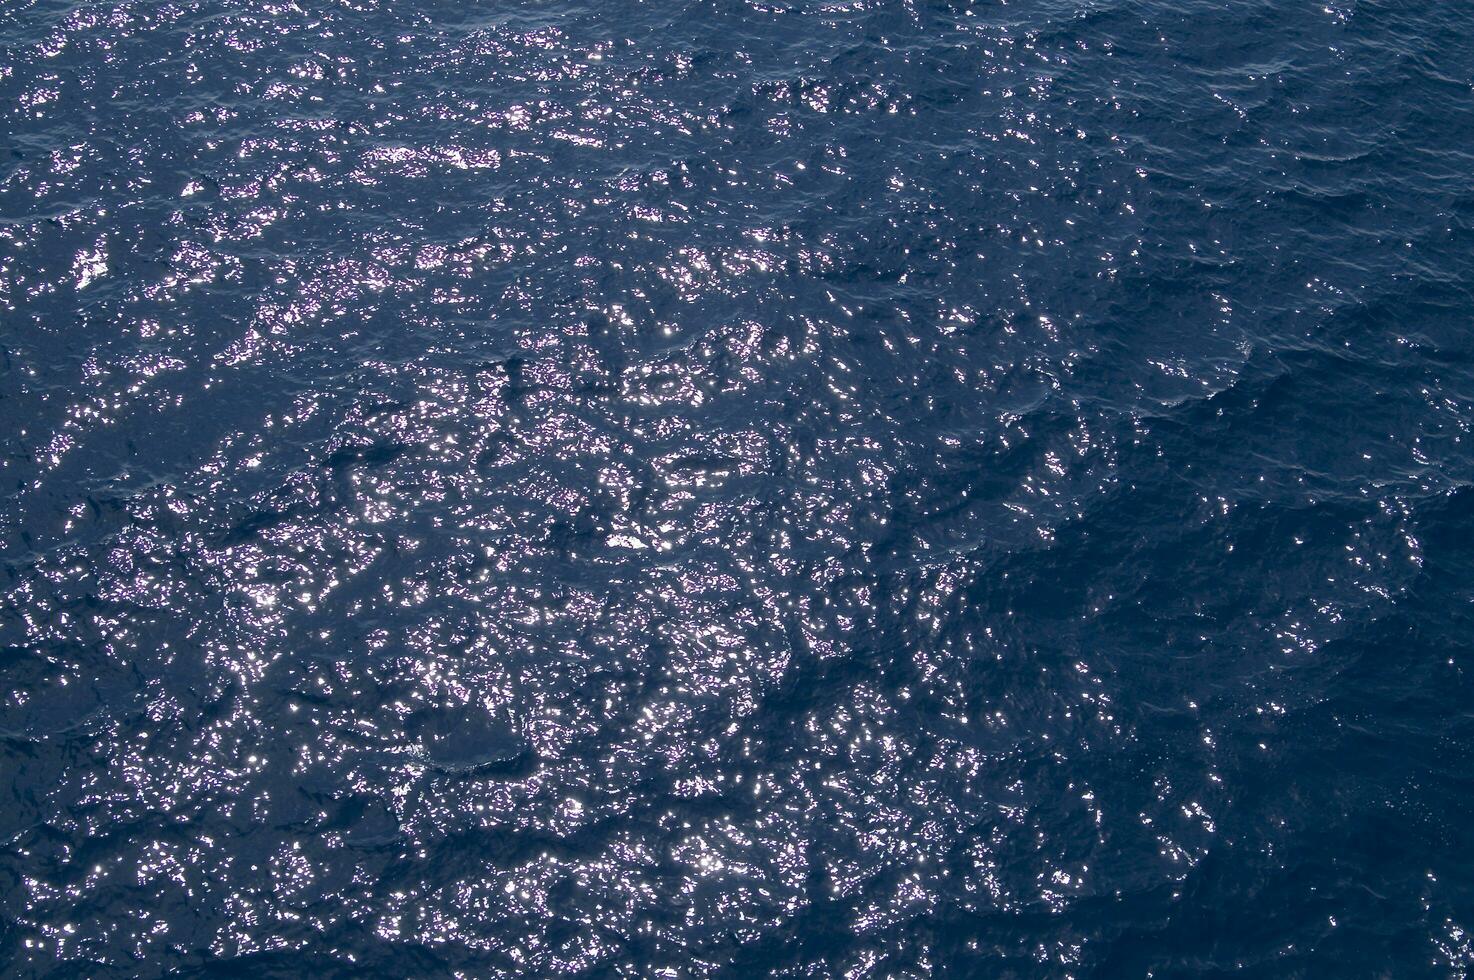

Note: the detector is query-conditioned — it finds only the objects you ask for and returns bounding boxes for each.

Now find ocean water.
[2,0,1473,974]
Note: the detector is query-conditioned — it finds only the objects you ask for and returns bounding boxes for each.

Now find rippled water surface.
[3,0,1474,974]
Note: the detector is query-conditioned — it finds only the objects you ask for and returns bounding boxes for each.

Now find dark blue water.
[3,0,1473,974]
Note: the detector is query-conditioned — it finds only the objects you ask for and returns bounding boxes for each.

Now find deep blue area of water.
[3,0,1474,974]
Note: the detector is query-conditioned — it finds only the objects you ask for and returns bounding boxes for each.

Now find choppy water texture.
[3,0,1474,975]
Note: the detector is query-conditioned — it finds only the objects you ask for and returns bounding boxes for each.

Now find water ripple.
[3,0,1474,974]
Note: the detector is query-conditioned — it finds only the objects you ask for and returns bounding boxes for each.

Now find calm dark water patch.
[2,0,1473,974]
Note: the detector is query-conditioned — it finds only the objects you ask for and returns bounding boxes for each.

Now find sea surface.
[2,0,1473,975]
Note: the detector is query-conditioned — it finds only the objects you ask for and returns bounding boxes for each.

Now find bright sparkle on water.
[2,0,1474,975]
